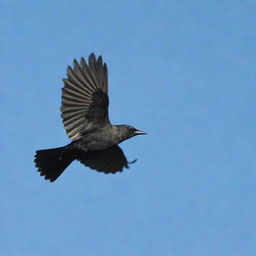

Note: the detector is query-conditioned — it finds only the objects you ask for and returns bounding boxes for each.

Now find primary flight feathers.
[61,53,109,140]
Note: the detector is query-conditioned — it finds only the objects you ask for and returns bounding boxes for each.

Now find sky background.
[1,1,256,255]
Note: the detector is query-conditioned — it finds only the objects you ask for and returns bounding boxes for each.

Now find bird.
[34,53,146,182]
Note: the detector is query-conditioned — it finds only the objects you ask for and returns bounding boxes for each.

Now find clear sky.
[1,1,256,255]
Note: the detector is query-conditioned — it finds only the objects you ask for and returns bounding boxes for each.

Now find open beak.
[134,130,147,135]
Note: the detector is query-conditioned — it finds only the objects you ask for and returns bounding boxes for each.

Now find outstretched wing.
[61,53,109,140]
[77,146,130,174]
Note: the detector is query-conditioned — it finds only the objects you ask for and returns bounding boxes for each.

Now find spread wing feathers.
[77,146,129,174]
[61,53,109,140]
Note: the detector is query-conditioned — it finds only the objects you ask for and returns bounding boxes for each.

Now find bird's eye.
[129,127,135,132]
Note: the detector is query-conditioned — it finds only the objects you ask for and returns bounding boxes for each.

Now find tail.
[34,146,76,182]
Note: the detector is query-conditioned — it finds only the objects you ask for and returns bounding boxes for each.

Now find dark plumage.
[34,53,146,182]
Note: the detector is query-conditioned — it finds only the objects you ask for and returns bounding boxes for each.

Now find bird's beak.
[134,130,147,135]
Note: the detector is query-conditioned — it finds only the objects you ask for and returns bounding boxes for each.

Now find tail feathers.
[34,146,75,182]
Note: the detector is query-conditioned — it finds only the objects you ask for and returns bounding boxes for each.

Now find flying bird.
[34,53,146,182]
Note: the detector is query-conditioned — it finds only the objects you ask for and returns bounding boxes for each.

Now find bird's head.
[114,125,147,143]
[127,126,147,137]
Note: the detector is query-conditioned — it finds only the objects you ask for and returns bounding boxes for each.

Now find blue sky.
[1,1,256,255]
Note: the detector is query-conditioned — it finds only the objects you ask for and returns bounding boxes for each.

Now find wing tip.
[73,59,79,67]
[89,53,96,63]
[67,65,73,74]
[80,56,86,65]
[89,52,96,58]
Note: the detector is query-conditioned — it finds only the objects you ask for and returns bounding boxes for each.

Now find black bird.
[34,53,146,182]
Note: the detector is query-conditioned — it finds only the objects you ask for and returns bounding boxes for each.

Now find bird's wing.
[61,53,109,140]
[77,146,130,174]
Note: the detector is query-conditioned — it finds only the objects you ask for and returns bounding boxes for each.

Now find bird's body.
[71,124,114,151]
[68,124,135,151]
[35,53,146,182]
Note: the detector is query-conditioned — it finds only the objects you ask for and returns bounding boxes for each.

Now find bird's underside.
[77,145,129,174]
